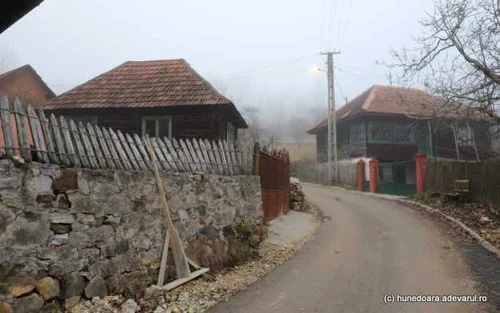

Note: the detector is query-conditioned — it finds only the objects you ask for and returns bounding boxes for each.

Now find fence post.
[415,152,427,194]
[252,142,260,175]
[357,159,365,192]
[369,158,379,193]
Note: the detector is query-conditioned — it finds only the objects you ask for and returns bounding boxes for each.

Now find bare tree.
[391,0,500,120]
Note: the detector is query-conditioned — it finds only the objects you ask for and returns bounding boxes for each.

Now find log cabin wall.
[46,106,239,141]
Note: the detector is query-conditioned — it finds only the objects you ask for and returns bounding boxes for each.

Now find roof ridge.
[361,85,377,110]
[0,64,55,98]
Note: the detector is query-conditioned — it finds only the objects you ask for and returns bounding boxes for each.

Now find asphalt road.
[209,184,497,313]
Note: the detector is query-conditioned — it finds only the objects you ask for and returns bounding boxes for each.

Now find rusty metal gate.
[257,146,290,220]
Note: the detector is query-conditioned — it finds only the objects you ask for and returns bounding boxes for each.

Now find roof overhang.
[1,0,44,34]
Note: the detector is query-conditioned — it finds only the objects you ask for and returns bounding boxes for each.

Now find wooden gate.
[256,144,290,220]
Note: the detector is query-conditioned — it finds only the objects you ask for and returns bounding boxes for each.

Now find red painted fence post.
[369,158,379,193]
[415,152,427,194]
[356,159,365,191]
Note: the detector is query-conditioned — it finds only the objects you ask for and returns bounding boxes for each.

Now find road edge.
[302,182,500,258]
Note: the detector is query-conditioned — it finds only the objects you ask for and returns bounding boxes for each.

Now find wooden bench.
[443,179,470,203]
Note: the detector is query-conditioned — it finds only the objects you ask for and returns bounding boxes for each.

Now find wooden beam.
[164,268,210,291]
[157,230,171,286]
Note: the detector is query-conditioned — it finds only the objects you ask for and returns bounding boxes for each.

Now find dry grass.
[277,141,316,161]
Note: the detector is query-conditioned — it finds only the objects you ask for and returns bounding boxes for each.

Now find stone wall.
[0,159,263,312]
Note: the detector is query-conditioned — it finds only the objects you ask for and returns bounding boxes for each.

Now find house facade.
[308,85,494,163]
[41,59,247,141]
[0,64,56,105]
[307,85,494,193]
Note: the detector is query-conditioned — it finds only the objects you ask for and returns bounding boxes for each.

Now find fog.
[0,0,435,140]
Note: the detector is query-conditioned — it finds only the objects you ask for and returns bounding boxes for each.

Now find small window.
[227,122,235,142]
[349,123,365,144]
[142,117,172,139]
[456,126,474,146]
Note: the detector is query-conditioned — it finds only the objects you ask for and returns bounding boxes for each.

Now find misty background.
[0,0,435,155]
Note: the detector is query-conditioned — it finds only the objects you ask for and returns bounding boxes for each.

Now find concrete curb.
[302,182,500,258]
[398,199,500,258]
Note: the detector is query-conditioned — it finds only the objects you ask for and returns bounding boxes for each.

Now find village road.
[209,184,496,313]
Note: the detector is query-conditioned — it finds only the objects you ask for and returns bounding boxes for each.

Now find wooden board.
[192,139,209,173]
[78,121,98,169]
[37,109,59,164]
[50,115,70,166]
[61,116,80,167]
[88,123,107,169]
[199,139,214,174]
[109,128,132,170]
[150,137,168,171]
[26,105,48,163]
[0,96,15,158]
[164,137,185,172]
[12,99,31,161]
[156,137,176,172]
[117,130,139,170]
[127,133,147,171]
[134,134,152,170]
[185,139,202,172]
[172,138,191,173]
[218,140,232,175]
[208,140,224,175]
[103,128,122,169]
[69,119,88,168]
[95,126,116,169]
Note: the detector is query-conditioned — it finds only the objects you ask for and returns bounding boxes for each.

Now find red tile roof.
[43,59,234,109]
[307,85,469,134]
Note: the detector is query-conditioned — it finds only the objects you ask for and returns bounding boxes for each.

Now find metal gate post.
[357,159,365,192]
[415,152,427,194]
[369,158,379,193]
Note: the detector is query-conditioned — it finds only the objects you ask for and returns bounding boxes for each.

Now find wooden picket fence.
[0,96,253,175]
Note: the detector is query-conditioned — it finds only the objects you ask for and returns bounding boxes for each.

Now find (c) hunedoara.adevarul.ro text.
[383,294,488,304]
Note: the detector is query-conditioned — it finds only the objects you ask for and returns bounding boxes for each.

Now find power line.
[220,65,313,84]
[219,62,316,82]
[338,0,354,50]
[217,54,319,80]
[320,0,328,49]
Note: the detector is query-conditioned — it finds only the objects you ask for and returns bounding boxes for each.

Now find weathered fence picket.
[13,99,32,161]
[127,133,147,171]
[0,98,257,177]
[134,135,150,170]
[163,137,184,172]
[88,124,107,169]
[0,96,15,158]
[103,128,123,169]
[26,105,48,163]
[151,137,169,171]
[95,126,115,169]
[208,140,224,175]
[69,119,87,168]
[38,109,59,164]
[196,139,212,174]
[80,122,99,169]
[155,138,175,172]
[50,115,69,166]
[117,130,139,170]
[109,129,131,170]
[219,140,233,176]
[185,139,202,172]
[61,117,79,167]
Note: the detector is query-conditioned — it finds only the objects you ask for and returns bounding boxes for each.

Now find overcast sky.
[0,0,434,122]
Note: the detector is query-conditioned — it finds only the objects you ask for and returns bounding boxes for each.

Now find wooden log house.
[41,59,248,142]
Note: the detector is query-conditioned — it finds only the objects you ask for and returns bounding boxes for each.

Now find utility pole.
[321,51,340,184]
